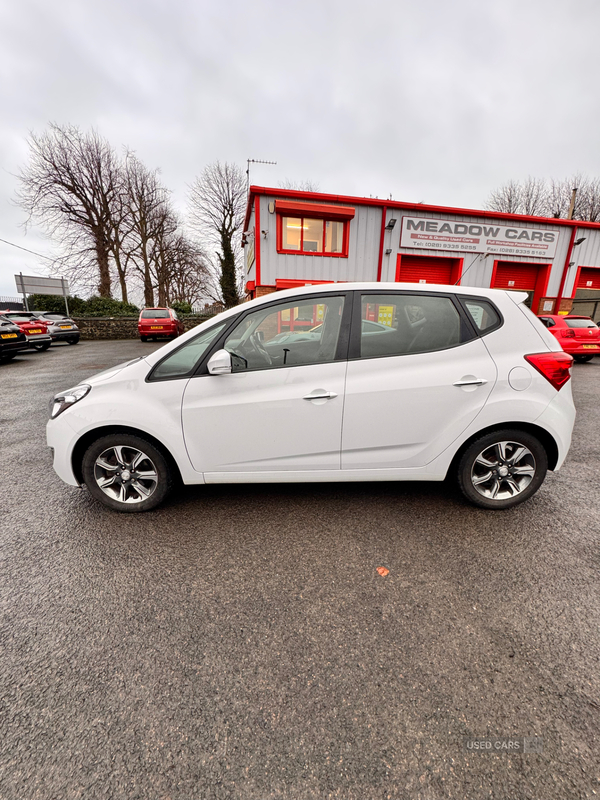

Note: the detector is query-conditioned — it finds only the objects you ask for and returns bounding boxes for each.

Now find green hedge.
[27,294,140,317]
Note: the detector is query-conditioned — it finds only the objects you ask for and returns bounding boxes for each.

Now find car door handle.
[303,391,338,400]
[453,378,488,387]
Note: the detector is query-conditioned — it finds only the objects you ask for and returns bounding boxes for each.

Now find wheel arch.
[72,425,183,486]
[446,421,559,478]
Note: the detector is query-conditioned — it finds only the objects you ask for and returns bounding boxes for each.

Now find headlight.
[49,384,91,419]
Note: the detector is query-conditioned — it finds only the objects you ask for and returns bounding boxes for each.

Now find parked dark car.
[0,318,29,361]
[0,314,52,351]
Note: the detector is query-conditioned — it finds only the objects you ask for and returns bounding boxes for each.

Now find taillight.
[561,328,575,338]
[524,352,573,390]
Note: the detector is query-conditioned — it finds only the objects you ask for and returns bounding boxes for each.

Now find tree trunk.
[95,235,112,298]
[220,230,239,307]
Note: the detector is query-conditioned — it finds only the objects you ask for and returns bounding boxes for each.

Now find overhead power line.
[0,236,59,264]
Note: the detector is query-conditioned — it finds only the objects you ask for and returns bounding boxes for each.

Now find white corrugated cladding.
[564,229,600,296]
[379,208,573,292]
[258,196,383,286]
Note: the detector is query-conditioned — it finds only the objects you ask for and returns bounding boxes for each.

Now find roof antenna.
[246,158,277,195]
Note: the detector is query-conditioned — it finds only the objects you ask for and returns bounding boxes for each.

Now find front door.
[182,293,349,477]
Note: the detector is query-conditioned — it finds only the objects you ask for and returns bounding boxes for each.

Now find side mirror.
[207,349,232,375]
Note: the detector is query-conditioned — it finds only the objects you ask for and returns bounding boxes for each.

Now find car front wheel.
[82,434,174,512]
[456,429,548,509]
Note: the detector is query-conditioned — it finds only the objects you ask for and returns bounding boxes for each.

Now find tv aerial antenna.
[246,158,277,194]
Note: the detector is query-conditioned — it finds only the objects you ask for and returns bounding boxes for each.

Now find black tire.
[456,429,548,510]
[82,433,174,513]
[32,342,51,352]
[140,336,148,342]
[574,354,593,363]
[67,337,80,345]
[0,352,17,362]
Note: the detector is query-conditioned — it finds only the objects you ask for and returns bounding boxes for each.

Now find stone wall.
[73,316,212,340]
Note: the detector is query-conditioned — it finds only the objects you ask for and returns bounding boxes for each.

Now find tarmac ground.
[1,340,599,799]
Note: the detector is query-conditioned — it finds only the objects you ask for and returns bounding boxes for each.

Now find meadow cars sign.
[400,216,559,259]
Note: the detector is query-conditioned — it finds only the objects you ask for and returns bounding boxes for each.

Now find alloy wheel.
[470,440,536,500]
[93,445,158,504]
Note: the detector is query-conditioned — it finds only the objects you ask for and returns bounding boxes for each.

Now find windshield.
[141,309,169,319]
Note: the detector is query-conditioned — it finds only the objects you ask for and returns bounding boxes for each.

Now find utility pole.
[567,186,578,220]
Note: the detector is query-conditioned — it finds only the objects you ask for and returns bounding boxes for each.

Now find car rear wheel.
[574,354,594,363]
[140,336,148,342]
[82,434,174,512]
[32,342,51,351]
[456,429,548,509]
[67,337,80,345]
[0,352,17,361]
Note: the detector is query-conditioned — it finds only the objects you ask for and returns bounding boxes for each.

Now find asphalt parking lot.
[1,340,599,800]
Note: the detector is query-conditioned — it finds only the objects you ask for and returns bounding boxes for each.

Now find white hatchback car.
[47,283,576,513]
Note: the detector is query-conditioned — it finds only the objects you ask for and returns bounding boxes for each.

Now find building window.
[279,216,348,256]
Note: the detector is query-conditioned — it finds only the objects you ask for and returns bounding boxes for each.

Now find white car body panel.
[46,283,576,496]
[341,338,497,469]
[182,362,347,472]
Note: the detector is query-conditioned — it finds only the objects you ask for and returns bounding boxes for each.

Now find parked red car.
[138,308,184,342]
[538,314,600,362]
[0,312,53,351]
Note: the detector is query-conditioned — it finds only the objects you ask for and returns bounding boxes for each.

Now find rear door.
[341,292,498,470]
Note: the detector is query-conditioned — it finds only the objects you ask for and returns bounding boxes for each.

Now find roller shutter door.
[577,267,600,290]
[397,256,455,284]
[492,262,538,290]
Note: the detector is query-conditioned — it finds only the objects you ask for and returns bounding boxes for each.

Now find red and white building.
[243,186,600,316]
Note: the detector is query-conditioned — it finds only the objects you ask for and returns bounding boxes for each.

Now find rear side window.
[461,299,502,333]
[358,294,474,359]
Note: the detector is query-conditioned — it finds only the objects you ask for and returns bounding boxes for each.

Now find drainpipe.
[555,226,577,314]
[376,205,388,282]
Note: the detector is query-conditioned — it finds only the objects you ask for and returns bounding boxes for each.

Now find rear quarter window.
[460,298,502,334]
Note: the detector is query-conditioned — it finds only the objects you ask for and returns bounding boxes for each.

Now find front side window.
[150,322,227,380]
[223,295,346,371]
[280,216,346,256]
[358,294,473,359]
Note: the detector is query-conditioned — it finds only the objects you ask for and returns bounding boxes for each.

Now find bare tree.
[486,173,600,222]
[124,154,174,306]
[188,161,246,307]
[278,178,320,192]
[157,233,209,306]
[16,123,124,297]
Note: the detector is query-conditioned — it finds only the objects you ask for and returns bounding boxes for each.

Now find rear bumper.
[0,340,29,355]
[138,327,177,337]
[563,343,600,355]
[49,330,80,342]
[26,334,52,345]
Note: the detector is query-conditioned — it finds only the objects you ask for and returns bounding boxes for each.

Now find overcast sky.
[1,0,599,298]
